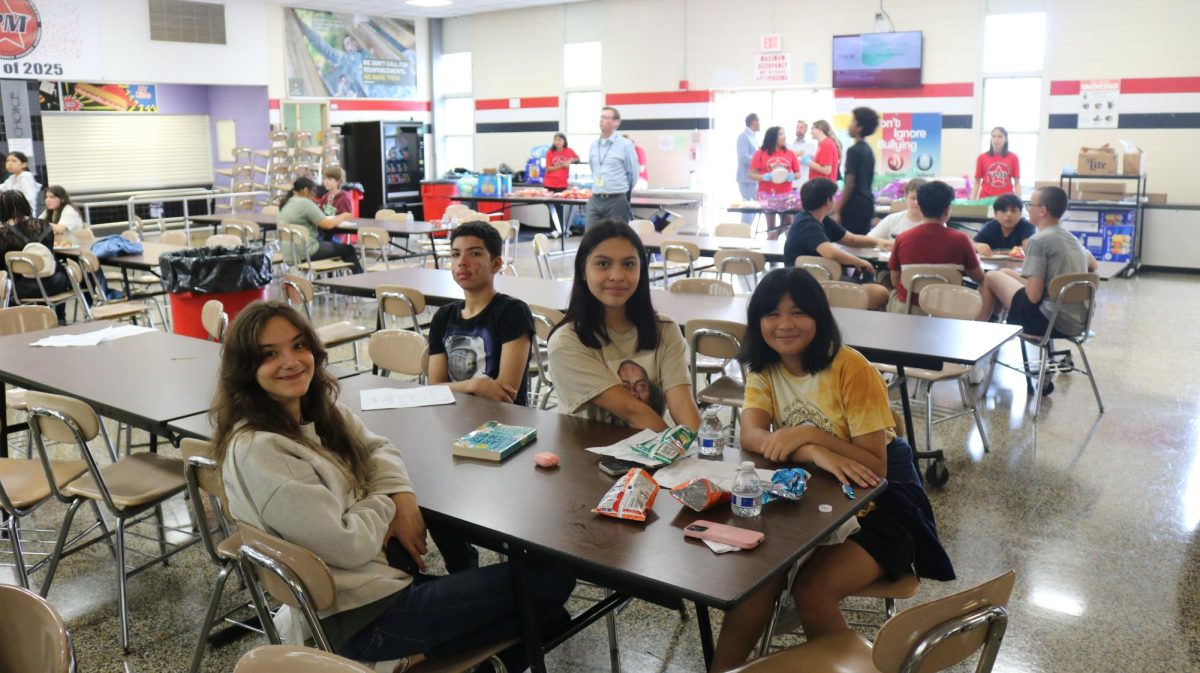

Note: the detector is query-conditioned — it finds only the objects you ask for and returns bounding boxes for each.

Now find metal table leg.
[506,543,548,673]
[695,602,715,670]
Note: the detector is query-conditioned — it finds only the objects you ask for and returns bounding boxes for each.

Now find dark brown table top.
[315,267,574,306]
[639,232,788,263]
[58,241,186,272]
[169,372,881,608]
[191,213,448,237]
[456,194,700,208]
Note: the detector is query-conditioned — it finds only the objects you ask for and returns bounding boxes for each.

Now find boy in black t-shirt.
[833,107,880,235]
[973,193,1036,256]
[427,222,535,405]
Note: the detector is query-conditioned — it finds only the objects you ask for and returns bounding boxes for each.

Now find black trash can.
[158,246,273,339]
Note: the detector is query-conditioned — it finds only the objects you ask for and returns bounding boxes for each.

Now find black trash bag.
[159,245,273,294]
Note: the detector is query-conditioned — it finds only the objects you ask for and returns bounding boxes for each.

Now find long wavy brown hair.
[210,300,371,490]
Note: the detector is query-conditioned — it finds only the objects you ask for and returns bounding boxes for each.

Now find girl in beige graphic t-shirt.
[548,221,700,430]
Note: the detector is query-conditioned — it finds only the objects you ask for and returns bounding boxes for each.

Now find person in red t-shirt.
[319,166,354,216]
[749,126,800,238]
[809,119,842,185]
[888,181,985,314]
[543,132,579,192]
[973,126,1021,199]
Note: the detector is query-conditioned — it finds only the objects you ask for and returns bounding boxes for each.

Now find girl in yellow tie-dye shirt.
[710,268,953,672]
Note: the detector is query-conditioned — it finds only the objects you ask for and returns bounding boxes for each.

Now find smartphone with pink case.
[683,520,765,549]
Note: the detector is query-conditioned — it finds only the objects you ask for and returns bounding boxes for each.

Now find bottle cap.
[818,504,833,513]
[741,461,755,469]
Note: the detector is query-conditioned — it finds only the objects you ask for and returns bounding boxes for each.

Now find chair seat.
[874,362,969,382]
[730,630,877,673]
[694,354,727,375]
[105,271,160,285]
[411,638,520,673]
[698,376,745,406]
[216,531,244,561]
[856,573,920,600]
[89,302,151,321]
[5,387,27,411]
[317,321,372,347]
[297,260,353,274]
[235,645,374,672]
[65,453,186,509]
[0,458,88,509]
[17,290,76,305]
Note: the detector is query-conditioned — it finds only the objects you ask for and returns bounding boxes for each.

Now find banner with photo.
[0,0,103,81]
[56,83,158,112]
[835,112,942,189]
[285,8,417,99]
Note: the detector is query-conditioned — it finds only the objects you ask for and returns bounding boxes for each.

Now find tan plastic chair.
[732,571,1015,673]
[629,219,656,237]
[73,253,156,326]
[367,329,428,381]
[278,225,353,279]
[26,391,192,653]
[376,284,427,334]
[357,226,393,272]
[4,251,83,316]
[201,299,228,342]
[1,306,56,457]
[820,280,871,310]
[650,239,710,288]
[161,230,189,246]
[74,228,96,250]
[1012,272,1103,419]
[374,208,397,219]
[706,249,765,290]
[489,219,519,276]
[528,305,564,410]
[794,255,842,281]
[896,264,962,315]
[281,274,372,368]
[714,222,753,238]
[0,269,9,308]
[181,438,258,673]
[669,278,734,296]
[685,319,747,430]
[261,204,280,215]
[532,233,556,280]
[222,219,263,244]
[0,584,76,673]
[235,645,374,673]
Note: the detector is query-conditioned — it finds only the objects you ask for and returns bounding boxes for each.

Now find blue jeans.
[338,559,575,670]
[737,182,757,224]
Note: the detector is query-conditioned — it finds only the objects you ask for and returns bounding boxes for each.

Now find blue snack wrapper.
[762,467,810,505]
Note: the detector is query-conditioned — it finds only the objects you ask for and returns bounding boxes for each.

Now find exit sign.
[761,34,781,52]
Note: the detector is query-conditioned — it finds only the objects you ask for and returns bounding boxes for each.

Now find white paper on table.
[653,456,775,491]
[702,538,741,554]
[360,386,455,411]
[30,324,156,347]
[584,428,661,467]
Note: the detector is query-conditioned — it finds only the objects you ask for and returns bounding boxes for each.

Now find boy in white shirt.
[867,178,926,249]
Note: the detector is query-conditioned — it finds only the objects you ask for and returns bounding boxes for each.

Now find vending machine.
[340,121,428,217]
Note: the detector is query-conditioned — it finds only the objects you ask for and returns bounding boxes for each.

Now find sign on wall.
[1078,79,1119,129]
[754,53,791,85]
[0,0,102,81]
[835,112,942,189]
[285,8,417,99]
[55,82,158,112]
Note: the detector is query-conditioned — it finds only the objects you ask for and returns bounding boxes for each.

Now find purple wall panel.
[206,86,271,168]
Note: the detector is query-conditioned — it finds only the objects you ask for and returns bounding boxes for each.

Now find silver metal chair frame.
[900,605,1009,673]
[237,544,333,652]
[377,290,425,335]
[688,326,747,431]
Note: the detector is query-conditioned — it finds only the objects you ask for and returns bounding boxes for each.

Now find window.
[437,52,473,171]
[980,12,1046,189]
[565,91,602,161]
[563,42,601,89]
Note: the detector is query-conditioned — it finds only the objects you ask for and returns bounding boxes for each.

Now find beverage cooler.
[340,121,428,218]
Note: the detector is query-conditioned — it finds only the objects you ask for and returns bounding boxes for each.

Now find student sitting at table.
[0,191,73,322]
[548,220,700,430]
[973,192,1036,257]
[888,180,984,314]
[278,176,363,273]
[214,301,574,673]
[867,177,927,248]
[709,268,954,672]
[319,166,355,217]
[428,222,535,405]
[40,185,86,246]
[975,186,1097,394]
[782,178,889,310]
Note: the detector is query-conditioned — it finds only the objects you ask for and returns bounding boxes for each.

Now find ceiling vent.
[148,0,227,45]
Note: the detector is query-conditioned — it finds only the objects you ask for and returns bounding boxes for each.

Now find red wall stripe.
[268,99,280,110]
[606,90,714,105]
[1120,76,1200,94]
[328,99,431,112]
[475,97,559,110]
[833,83,974,99]
[1050,81,1080,96]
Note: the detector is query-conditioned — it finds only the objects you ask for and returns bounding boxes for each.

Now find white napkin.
[360,386,455,411]
[30,324,156,347]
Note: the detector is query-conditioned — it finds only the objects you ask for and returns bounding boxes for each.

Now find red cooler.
[170,288,270,340]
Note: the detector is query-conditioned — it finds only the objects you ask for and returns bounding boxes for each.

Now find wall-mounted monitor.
[832,31,923,88]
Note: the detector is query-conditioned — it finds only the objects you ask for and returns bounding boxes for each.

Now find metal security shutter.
[42,114,213,193]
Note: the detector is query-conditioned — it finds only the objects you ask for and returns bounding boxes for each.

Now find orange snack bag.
[593,468,660,522]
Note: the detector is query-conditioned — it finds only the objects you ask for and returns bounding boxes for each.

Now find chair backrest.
[238,524,336,611]
[0,270,7,308]
[918,285,982,320]
[261,205,280,215]
[358,227,389,253]
[202,299,228,342]
[368,329,428,378]
[206,234,243,248]
[25,391,116,509]
[873,571,1015,673]
[528,304,564,342]
[713,249,765,279]
[714,222,752,238]
[277,225,311,265]
[180,438,228,511]
[899,264,963,314]
[794,255,841,281]
[280,273,315,316]
[374,208,396,219]
[234,645,375,673]
[0,585,75,673]
[669,278,734,296]
[5,251,44,280]
[121,228,141,243]
[489,219,513,242]
[160,230,189,246]
[376,285,426,334]
[74,228,96,249]
[181,438,232,564]
[444,204,470,219]
[532,233,554,280]
[1044,272,1100,338]
[820,280,870,310]
[685,319,746,360]
[661,240,700,265]
[0,305,56,336]
[629,219,656,237]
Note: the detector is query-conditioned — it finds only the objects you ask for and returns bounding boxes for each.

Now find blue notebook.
[452,421,537,461]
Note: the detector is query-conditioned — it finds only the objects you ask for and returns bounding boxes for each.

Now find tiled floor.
[4,240,1198,672]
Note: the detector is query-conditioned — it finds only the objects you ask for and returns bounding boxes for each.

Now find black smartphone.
[386,537,421,575]
[599,458,644,477]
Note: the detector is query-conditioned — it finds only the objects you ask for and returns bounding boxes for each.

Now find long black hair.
[279,176,318,208]
[552,132,568,149]
[739,268,842,374]
[760,126,783,153]
[44,185,72,224]
[552,219,661,351]
[987,126,1010,157]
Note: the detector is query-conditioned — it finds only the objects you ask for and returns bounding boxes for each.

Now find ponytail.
[279,176,318,208]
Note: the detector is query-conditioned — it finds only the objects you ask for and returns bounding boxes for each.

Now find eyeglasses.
[1028,202,1045,208]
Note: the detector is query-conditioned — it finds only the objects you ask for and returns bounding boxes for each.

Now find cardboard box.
[1144,192,1167,204]
[1075,181,1126,195]
[1122,147,1144,175]
[951,204,991,218]
[1077,145,1118,175]
[1077,191,1126,202]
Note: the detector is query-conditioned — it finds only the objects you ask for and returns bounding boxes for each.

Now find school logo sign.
[0,0,41,61]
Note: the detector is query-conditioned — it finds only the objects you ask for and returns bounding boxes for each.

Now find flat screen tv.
[832,31,923,88]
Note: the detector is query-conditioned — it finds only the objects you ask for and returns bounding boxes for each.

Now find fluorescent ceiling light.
[406,0,453,7]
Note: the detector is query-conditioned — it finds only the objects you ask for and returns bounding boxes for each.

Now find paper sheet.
[360,386,455,411]
[653,456,775,491]
[585,428,662,467]
[30,324,156,347]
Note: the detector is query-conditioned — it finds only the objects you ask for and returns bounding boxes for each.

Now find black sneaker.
[1040,378,1055,396]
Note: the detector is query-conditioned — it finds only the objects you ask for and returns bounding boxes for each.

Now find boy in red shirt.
[888,181,984,314]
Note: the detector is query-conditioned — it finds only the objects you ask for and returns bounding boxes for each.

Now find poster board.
[284,8,417,99]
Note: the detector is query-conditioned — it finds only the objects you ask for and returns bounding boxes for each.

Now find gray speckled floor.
[4,241,1198,672]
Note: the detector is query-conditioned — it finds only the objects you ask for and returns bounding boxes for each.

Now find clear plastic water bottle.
[698,405,724,458]
[731,461,763,518]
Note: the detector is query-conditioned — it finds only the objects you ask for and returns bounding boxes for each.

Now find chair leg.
[116,519,131,653]
[1019,340,1034,394]
[154,504,169,566]
[605,608,622,673]
[884,597,898,619]
[188,562,235,673]
[924,381,935,454]
[1075,342,1104,414]
[8,515,29,590]
[1033,345,1050,419]
[39,498,85,597]
[756,593,784,657]
[960,377,990,453]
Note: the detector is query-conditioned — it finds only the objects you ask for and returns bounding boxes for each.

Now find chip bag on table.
[761,467,811,505]
[593,468,660,522]
[630,425,697,465]
[669,478,730,512]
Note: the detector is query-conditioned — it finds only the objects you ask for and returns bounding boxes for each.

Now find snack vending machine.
[340,121,428,218]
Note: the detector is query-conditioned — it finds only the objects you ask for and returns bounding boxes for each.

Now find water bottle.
[440,212,450,227]
[731,461,763,518]
[698,406,724,458]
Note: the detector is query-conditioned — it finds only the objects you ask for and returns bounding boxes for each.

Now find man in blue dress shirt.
[585,106,639,228]
[736,113,760,224]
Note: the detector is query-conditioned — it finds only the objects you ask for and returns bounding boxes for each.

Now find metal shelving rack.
[1060,172,1147,277]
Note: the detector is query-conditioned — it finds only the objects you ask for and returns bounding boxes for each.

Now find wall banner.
[58,82,158,112]
[285,8,417,99]
[835,112,942,189]
[0,0,102,81]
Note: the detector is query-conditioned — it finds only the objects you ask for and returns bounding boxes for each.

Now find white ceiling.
[276,0,587,19]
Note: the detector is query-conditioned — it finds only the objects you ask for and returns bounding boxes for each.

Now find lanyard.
[596,137,616,172]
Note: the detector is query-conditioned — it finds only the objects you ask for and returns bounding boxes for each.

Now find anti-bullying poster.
[834,112,942,188]
[285,8,417,99]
